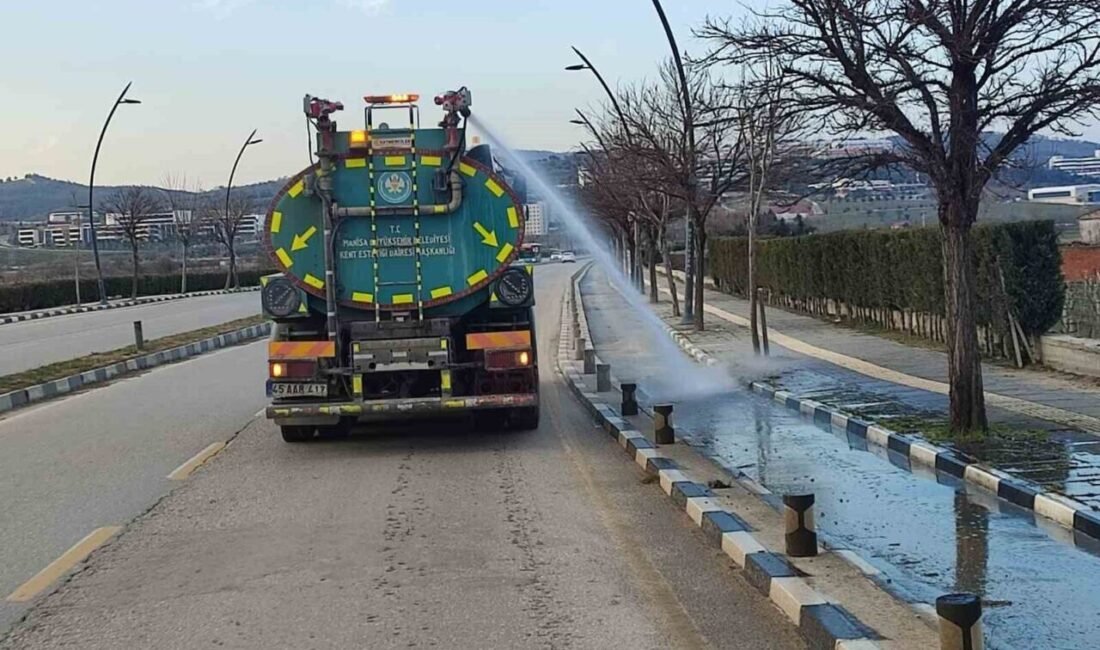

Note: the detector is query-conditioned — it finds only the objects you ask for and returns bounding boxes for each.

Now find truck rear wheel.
[511,406,540,431]
[281,425,315,443]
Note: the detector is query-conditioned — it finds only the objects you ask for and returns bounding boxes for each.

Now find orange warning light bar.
[349,129,369,147]
[364,93,420,105]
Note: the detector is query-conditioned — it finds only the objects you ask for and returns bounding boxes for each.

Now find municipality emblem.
[378,171,413,204]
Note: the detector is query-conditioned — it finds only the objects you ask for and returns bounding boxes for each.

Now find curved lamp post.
[88,82,141,304]
[224,129,263,288]
[650,0,698,324]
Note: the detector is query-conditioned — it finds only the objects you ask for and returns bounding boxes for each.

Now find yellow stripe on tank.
[392,293,415,305]
[352,292,374,303]
[507,206,519,228]
[496,243,514,263]
[270,211,282,233]
[384,155,406,166]
[467,269,488,286]
[485,178,504,197]
[458,162,477,177]
[420,155,442,167]
[288,179,305,198]
[345,158,367,168]
[275,248,293,268]
[430,286,453,299]
[304,274,324,289]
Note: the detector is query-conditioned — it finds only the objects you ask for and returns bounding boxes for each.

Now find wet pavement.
[582,268,1100,650]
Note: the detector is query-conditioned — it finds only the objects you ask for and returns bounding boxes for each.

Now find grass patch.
[876,413,1049,446]
[0,314,267,394]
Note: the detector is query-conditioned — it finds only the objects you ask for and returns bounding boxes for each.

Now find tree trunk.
[683,218,695,321]
[942,219,988,433]
[180,241,189,294]
[130,241,140,299]
[225,242,238,290]
[647,226,659,303]
[748,226,760,354]
[693,226,706,331]
[660,232,680,317]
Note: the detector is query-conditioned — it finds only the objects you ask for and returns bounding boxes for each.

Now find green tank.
[263,91,525,318]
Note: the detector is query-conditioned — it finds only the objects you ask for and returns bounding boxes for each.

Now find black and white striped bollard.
[936,593,983,650]
[621,382,638,416]
[783,494,818,557]
[654,404,674,445]
[583,348,596,374]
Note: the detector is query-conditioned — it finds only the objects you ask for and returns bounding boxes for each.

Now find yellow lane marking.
[392,293,414,305]
[345,158,367,168]
[496,242,515,263]
[6,527,122,603]
[275,248,293,268]
[288,179,305,198]
[270,211,282,234]
[651,276,1100,434]
[384,155,406,166]
[458,162,476,177]
[304,274,324,289]
[485,178,504,197]
[352,291,374,303]
[167,441,227,481]
[507,206,519,228]
[420,155,442,167]
[430,286,452,299]
[467,269,488,286]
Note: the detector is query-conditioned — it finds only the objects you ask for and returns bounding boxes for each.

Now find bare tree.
[702,1,1100,433]
[734,59,804,354]
[625,60,745,330]
[161,174,207,294]
[212,193,253,289]
[103,186,163,298]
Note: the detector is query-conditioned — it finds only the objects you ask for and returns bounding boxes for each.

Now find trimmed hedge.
[0,270,269,314]
[710,221,1064,358]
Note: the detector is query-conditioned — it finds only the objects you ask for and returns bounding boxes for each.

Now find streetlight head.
[248,138,264,145]
[564,64,588,71]
[121,98,141,104]
[569,119,586,125]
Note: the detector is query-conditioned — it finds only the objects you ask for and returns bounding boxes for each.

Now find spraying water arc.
[469,115,731,400]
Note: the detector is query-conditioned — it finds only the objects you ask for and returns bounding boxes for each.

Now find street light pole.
[88,81,141,305]
[650,0,698,325]
[566,48,643,289]
[224,129,262,289]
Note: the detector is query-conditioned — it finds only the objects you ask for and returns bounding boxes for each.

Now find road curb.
[0,286,261,327]
[650,303,1100,544]
[0,322,271,416]
[559,264,883,650]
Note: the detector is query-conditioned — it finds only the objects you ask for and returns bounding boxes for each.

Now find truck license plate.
[271,382,328,398]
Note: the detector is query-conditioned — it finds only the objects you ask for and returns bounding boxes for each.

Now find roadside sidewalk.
[639,271,1100,528]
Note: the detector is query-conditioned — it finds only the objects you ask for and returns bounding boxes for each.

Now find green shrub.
[0,270,270,314]
[710,221,1064,343]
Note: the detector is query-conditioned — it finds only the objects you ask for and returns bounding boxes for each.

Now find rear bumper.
[267,393,538,425]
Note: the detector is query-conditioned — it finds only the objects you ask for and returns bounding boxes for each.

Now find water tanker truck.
[260,89,538,442]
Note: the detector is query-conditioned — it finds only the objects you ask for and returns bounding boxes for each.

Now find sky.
[0,0,745,188]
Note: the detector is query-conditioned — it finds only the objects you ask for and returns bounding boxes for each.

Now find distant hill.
[0,149,568,221]
[0,174,286,222]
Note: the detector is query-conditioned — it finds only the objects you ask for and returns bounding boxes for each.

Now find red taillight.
[484,348,533,370]
[269,360,317,379]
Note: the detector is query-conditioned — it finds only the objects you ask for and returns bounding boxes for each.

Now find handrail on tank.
[333,169,464,218]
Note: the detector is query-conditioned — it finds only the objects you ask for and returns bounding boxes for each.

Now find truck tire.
[280,425,314,443]
[511,406,540,431]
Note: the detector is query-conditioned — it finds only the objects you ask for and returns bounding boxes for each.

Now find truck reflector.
[465,331,532,350]
[269,341,336,359]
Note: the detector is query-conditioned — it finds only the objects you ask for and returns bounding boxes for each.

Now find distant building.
[525,203,547,236]
[16,227,42,247]
[237,214,264,238]
[769,200,823,221]
[1049,150,1100,178]
[1027,184,1100,204]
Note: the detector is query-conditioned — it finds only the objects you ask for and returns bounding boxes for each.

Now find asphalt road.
[0,263,805,650]
[0,292,260,375]
[0,340,269,631]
